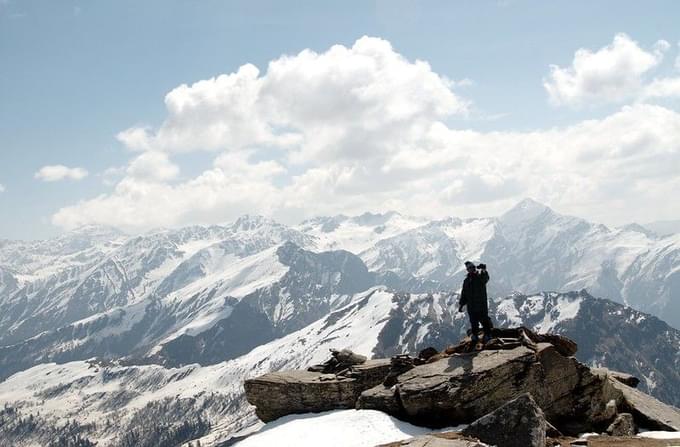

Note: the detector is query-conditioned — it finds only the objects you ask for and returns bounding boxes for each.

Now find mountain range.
[0,198,679,445]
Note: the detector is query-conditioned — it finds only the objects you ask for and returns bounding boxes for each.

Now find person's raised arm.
[480,268,489,284]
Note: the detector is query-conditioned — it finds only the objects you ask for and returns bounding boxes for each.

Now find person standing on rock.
[458,261,493,343]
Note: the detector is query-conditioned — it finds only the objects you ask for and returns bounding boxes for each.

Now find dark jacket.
[459,270,489,315]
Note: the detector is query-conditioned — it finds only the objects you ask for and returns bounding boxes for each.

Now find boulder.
[593,367,640,388]
[605,377,680,431]
[244,358,390,422]
[606,412,636,436]
[357,343,610,432]
[462,393,546,447]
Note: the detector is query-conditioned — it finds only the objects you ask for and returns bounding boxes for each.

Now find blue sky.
[1,0,680,239]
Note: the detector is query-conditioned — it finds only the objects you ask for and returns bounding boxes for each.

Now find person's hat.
[464,261,475,268]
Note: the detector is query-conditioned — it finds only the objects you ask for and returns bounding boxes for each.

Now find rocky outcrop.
[461,393,546,447]
[605,376,680,431]
[358,342,614,433]
[244,358,390,422]
[244,328,680,438]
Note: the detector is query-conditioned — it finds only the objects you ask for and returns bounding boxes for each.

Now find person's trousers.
[469,311,493,336]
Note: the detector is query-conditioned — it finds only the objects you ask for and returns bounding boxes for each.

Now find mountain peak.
[500,198,553,226]
[231,214,280,231]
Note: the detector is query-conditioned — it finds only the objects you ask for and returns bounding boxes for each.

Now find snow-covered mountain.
[0,288,678,446]
[320,199,680,328]
[1,200,679,445]
[0,201,678,377]
[0,241,375,380]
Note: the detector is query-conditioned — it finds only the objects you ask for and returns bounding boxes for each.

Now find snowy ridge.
[0,288,398,445]
[0,288,678,446]
[298,211,427,253]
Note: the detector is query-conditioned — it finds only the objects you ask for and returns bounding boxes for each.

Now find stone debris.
[607,412,636,436]
[307,348,368,374]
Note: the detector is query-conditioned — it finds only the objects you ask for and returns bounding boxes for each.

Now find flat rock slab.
[244,359,391,422]
[607,378,680,431]
[376,433,488,447]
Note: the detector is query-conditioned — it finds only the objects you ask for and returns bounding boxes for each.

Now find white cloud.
[52,152,284,231]
[544,33,668,107]
[126,151,179,182]
[35,165,89,182]
[116,36,468,161]
[641,77,680,100]
[0,183,5,193]
[51,37,680,231]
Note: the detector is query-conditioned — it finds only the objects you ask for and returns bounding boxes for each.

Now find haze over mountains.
[0,198,679,445]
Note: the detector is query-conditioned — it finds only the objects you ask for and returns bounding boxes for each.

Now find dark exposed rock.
[607,412,636,436]
[545,420,563,438]
[244,328,680,439]
[357,343,613,433]
[418,347,439,362]
[307,349,368,374]
[383,355,417,387]
[244,358,390,422]
[605,377,680,431]
[593,367,641,388]
[461,393,546,447]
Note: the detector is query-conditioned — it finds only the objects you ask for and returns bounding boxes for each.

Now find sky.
[1,0,680,240]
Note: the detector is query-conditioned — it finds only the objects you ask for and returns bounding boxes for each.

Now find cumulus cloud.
[641,77,680,100]
[126,151,179,182]
[52,152,284,230]
[116,36,468,160]
[51,37,680,231]
[35,165,89,182]
[544,33,668,107]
